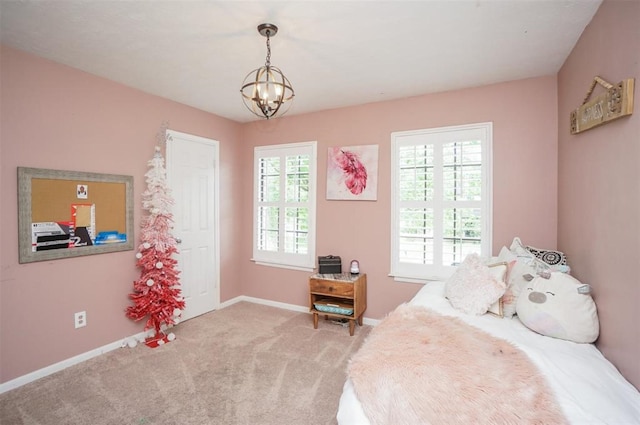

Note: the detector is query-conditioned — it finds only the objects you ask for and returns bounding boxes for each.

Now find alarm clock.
[350,260,360,275]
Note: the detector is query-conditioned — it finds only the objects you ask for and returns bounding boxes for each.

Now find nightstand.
[309,273,367,336]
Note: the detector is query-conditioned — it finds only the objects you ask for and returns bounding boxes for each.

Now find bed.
[337,244,640,425]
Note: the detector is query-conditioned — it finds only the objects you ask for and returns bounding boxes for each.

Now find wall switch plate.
[74,311,87,329]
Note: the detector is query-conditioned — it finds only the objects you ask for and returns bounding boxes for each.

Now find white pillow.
[486,261,510,317]
[499,238,572,318]
[516,273,599,343]
[498,246,535,318]
[445,253,506,315]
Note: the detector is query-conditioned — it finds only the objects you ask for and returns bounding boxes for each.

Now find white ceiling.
[0,0,601,123]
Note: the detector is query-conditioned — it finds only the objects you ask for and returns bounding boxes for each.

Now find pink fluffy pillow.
[445,253,506,315]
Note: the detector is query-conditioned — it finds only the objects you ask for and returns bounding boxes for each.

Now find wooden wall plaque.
[570,77,634,135]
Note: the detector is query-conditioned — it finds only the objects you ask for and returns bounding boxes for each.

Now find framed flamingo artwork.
[326,145,378,201]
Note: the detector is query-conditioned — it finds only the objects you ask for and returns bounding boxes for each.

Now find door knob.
[175,238,182,244]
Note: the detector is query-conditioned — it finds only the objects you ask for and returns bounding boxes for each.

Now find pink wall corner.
[239,75,559,320]
[557,0,640,390]
[0,45,243,384]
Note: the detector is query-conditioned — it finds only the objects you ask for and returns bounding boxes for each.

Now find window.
[253,141,317,270]
[390,123,492,281]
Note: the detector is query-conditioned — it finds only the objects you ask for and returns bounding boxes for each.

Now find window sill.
[388,274,445,284]
[252,259,315,273]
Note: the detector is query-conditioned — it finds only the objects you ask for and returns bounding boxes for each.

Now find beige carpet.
[0,302,370,425]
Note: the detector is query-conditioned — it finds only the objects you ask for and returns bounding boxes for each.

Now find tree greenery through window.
[391,123,492,281]
[254,142,317,270]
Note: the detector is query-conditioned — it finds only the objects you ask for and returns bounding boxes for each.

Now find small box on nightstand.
[318,255,342,274]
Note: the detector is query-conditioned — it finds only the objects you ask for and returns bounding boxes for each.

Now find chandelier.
[240,23,295,120]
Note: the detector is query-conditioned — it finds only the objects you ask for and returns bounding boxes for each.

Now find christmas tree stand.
[144,332,171,348]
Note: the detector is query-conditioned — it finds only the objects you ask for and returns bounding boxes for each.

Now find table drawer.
[309,279,354,297]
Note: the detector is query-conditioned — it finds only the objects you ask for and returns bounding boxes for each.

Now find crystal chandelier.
[240,23,295,119]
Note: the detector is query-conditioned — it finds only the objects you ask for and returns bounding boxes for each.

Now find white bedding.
[337,282,640,425]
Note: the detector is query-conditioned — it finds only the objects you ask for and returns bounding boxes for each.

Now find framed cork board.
[18,167,134,263]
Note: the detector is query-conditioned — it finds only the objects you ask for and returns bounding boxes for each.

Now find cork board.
[31,178,126,233]
[18,167,134,263]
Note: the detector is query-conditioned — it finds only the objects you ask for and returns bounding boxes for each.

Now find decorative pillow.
[510,237,570,273]
[525,244,567,266]
[485,261,512,317]
[498,246,536,318]
[499,237,573,318]
[516,273,599,343]
[445,253,506,315]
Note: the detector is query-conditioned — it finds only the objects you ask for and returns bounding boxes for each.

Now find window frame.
[390,122,493,282]
[252,141,317,271]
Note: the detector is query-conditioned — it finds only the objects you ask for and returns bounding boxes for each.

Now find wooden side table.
[309,273,367,336]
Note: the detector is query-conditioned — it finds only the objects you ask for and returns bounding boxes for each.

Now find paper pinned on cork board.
[71,204,96,244]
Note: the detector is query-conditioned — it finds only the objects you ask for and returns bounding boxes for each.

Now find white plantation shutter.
[391,123,492,281]
[254,141,317,270]
[284,154,310,254]
[257,157,281,252]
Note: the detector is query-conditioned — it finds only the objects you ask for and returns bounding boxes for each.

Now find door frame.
[166,129,221,315]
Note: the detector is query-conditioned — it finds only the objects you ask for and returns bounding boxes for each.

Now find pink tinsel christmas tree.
[126,144,185,347]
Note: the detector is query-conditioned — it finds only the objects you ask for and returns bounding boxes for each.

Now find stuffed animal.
[516,272,599,343]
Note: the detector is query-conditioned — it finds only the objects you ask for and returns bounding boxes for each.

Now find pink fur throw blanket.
[348,304,568,425]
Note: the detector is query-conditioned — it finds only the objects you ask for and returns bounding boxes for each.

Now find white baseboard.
[1,297,378,394]
[220,295,309,313]
[0,330,147,395]
[221,295,380,326]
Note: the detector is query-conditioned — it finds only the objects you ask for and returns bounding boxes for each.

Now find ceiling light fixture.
[240,23,295,120]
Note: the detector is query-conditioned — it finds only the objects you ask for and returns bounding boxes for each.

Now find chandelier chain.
[265,32,272,67]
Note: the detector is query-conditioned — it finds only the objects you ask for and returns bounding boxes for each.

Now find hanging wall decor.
[326,145,378,201]
[17,167,133,263]
[570,76,634,134]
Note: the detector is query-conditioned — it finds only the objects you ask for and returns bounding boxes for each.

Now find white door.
[166,130,219,321]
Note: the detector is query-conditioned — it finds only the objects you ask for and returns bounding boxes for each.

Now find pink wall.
[1,44,562,387]
[239,76,559,320]
[0,45,244,383]
[557,0,640,389]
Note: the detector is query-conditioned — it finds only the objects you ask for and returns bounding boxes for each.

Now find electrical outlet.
[74,311,87,329]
